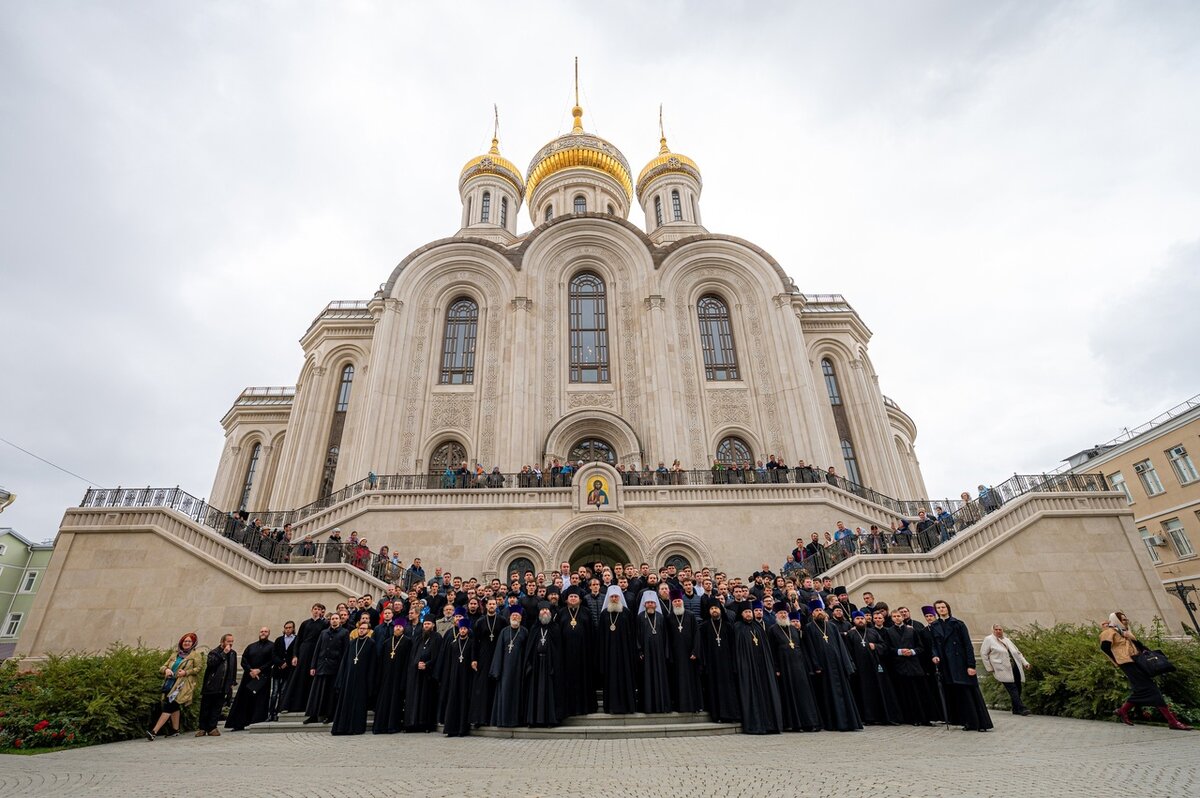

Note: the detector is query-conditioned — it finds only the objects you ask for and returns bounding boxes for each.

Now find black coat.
[732,620,782,734]
[524,622,563,726]
[698,615,740,723]
[331,630,376,735]
[203,648,237,696]
[666,610,702,713]
[635,612,672,714]
[469,614,504,726]
[372,627,410,734]
[284,617,327,711]
[803,619,863,731]
[597,608,636,715]
[768,623,821,731]
[225,639,273,729]
[403,630,443,731]
[930,617,978,685]
[557,605,596,716]
[440,633,475,736]
[489,624,529,727]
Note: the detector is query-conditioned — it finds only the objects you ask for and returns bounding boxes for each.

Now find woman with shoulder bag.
[1100,611,1191,730]
[146,632,202,740]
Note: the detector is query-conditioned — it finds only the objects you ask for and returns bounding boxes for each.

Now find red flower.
[13,739,22,748]
[66,734,75,742]
[33,720,50,732]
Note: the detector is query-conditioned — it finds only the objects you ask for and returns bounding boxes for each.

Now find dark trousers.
[198,691,224,732]
[1003,681,1026,713]
[269,675,288,719]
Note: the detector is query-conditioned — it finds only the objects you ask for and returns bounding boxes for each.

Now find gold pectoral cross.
[570,619,577,628]
[390,650,395,660]
[752,633,758,646]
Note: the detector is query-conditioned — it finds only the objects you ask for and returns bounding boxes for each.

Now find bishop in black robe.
[635,599,672,714]
[845,614,902,725]
[524,606,563,727]
[556,595,596,717]
[225,630,274,730]
[304,618,347,723]
[440,622,475,736]
[283,609,327,712]
[804,607,863,731]
[666,596,702,713]
[403,620,443,732]
[732,607,783,734]
[598,590,636,715]
[489,613,529,727]
[469,605,504,726]
[331,622,376,735]
[768,611,821,732]
[372,621,410,734]
[699,604,740,723]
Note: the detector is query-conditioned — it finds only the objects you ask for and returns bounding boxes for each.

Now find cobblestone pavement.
[1,714,1196,798]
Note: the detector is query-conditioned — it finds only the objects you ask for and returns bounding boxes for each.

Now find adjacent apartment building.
[0,528,54,660]
[1066,394,1200,629]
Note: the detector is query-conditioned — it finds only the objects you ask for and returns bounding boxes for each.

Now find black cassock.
[331,630,376,735]
[225,639,274,730]
[699,616,740,723]
[636,613,672,714]
[524,623,562,727]
[403,631,442,732]
[469,614,503,726]
[803,619,863,731]
[556,606,596,717]
[489,624,529,727]
[733,620,783,734]
[305,626,348,722]
[284,617,327,712]
[372,628,410,734]
[598,609,636,715]
[440,633,475,737]
[844,625,902,725]
[666,610,702,713]
[882,624,931,725]
[767,623,821,732]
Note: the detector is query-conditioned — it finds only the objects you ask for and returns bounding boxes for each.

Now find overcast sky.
[2,1,1198,540]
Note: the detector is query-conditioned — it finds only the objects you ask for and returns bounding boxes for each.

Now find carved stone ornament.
[707,389,751,425]
[567,392,615,409]
[430,394,474,432]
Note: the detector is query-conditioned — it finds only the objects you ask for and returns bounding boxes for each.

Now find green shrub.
[0,643,200,750]
[980,620,1200,724]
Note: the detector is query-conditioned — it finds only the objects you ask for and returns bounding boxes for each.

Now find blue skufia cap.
[808,598,825,611]
[851,610,865,619]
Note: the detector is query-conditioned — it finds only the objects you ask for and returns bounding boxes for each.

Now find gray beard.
[673,606,685,616]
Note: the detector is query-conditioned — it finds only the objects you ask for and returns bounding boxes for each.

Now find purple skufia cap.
[921,605,936,616]
[394,617,407,628]
[670,586,683,601]
[508,608,523,617]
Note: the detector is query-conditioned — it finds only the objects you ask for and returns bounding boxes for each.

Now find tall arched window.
[336,365,354,411]
[239,443,261,510]
[606,203,615,215]
[664,554,691,572]
[318,364,354,499]
[654,196,663,227]
[544,205,553,222]
[499,196,508,228]
[569,438,616,464]
[507,557,535,580]
[841,439,862,486]
[574,195,587,214]
[439,297,479,384]
[671,190,683,221]
[480,191,491,223]
[716,436,752,465]
[318,445,339,499]
[821,358,861,486]
[429,440,467,475]
[821,359,842,405]
[697,295,739,380]
[466,197,472,225]
[568,271,609,383]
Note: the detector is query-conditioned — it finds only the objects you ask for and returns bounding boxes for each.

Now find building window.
[664,554,691,571]
[574,195,587,214]
[654,196,663,227]
[568,271,610,383]
[606,203,615,215]
[821,359,843,405]
[671,190,683,221]
[500,196,508,228]
[439,298,479,384]
[480,191,491,223]
[429,440,467,475]
[544,205,553,222]
[0,543,6,556]
[466,197,472,224]
[1167,445,1199,485]
[20,570,38,593]
[336,365,354,412]
[239,443,261,511]
[569,438,616,464]
[1134,459,1165,496]
[1109,471,1133,504]
[841,439,862,485]
[507,557,535,580]
[1164,518,1195,558]
[1139,527,1161,564]
[318,446,340,498]
[3,613,21,637]
[716,436,752,465]
[697,295,739,380]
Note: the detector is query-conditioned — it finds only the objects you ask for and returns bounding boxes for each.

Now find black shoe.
[144,729,157,741]
[1019,710,1031,716]
[302,717,316,725]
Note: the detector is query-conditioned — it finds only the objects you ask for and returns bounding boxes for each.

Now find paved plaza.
[1,714,1196,798]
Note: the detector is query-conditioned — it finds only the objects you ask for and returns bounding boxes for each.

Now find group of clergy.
[236,579,992,736]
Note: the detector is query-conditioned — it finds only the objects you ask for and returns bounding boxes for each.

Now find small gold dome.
[459,137,524,197]
[525,104,632,203]
[636,135,701,200]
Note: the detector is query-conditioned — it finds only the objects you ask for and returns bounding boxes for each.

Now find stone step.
[562,712,714,727]
[471,722,740,739]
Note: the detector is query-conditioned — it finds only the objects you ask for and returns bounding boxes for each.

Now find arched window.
[697,295,739,380]
[507,557,535,580]
[821,359,842,405]
[439,298,479,384]
[335,365,354,411]
[569,438,616,464]
[671,190,683,221]
[841,439,862,486]
[500,196,508,228]
[466,197,472,225]
[654,196,663,227]
[239,443,261,510]
[716,436,752,465]
[822,358,861,486]
[568,271,609,383]
[429,440,467,475]
[544,205,553,222]
[664,554,691,572]
[606,203,615,215]
[318,445,339,499]
[574,195,587,214]
[691,195,698,221]
[480,191,491,223]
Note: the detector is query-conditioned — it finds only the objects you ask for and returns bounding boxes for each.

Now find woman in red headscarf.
[146,632,202,739]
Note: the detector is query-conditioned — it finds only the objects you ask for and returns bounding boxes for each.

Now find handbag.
[1134,648,1175,677]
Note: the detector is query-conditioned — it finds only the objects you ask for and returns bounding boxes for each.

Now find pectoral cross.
[570,619,577,628]
[752,633,758,646]
[458,654,464,663]
[353,656,359,665]
[390,650,395,660]
[507,640,514,654]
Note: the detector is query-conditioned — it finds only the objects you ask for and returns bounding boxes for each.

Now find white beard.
[673,606,685,616]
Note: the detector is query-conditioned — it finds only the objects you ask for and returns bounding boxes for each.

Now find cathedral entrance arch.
[548,517,651,572]
[568,538,629,570]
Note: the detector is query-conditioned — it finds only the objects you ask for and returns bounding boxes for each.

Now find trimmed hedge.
[0,644,198,750]
[980,620,1200,724]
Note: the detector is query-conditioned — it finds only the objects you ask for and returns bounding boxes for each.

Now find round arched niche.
[543,409,643,465]
[482,534,552,581]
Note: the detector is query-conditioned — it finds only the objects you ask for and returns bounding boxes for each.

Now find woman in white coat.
[980,624,1032,715]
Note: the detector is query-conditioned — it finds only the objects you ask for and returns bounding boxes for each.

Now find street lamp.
[1166,581,1199,637]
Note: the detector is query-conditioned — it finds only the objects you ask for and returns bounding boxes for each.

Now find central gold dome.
[525,105,632,203]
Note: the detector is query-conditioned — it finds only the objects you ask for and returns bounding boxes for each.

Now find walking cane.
[935,667,950,731]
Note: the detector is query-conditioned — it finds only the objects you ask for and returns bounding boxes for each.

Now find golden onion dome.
[459,137,524,197]
[635,134,702,200]
[525,104,633,203]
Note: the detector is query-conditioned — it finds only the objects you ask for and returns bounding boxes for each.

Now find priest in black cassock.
[768,609,821,732]
[598,586,636,715]
[331,617,376,735]
[844,611,902,726]
[372,618,410,734]
[525,604,563,727]
[635,592,672,714]
[803,599,863,731]
[225,625,275,731]
[403,618,443,732]
[882,609,932,725]
[284,604,327,712]
[699,602,740,723]
[469,599,504,727]
[556,591,596,717]
[489,609,529,727]
[732,603,783,734]
[440,618,475,736]
[666,589,702,713]
[304,613,347,724]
